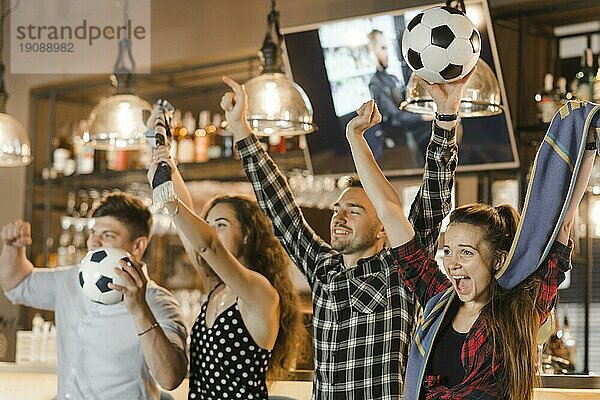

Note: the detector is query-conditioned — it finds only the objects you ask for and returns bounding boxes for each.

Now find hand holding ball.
[79,247,133,305]
[402,6,480,84]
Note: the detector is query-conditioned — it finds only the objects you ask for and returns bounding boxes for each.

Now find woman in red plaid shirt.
[345,85,597,399]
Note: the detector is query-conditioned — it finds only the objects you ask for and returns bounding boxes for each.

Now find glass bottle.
[52,121,73,176]
[557,315,576,367]
[594,55,600,103]
[575,48,595,101]
[178,111,196,164]
[75,119,94,174]
[170,109,183,161]
[534,73,559,123]
[194,110,210,163]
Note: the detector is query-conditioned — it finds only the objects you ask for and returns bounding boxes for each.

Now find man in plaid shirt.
[219,75,465,399]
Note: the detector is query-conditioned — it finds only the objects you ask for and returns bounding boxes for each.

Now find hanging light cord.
[112,0,136,93]
[260,0,284,74]
[0,0,19,112]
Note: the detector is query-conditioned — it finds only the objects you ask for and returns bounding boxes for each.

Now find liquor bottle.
[208,113,224,159]
[534,73,559,123]
[178,111,196,164]
[75,119,94,174]
[556,77,572,106]
[268,134,287,154]
[170,109,183,161]
[575,48,595,101]
[557,315,576,367]
[219,112,236,158]
[594,55,600,103]
[194,110,210,163]
[52,121,74,176]
[57,216,74,266]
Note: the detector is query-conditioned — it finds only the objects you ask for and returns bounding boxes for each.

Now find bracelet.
[138,322,159,336]
[585,141,597,151]
[435,112,459,122]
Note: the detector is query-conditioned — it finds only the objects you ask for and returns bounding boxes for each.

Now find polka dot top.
[188,284,271,400]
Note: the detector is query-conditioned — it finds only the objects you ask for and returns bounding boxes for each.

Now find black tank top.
[426,299,467,389]
[188,284,271,400]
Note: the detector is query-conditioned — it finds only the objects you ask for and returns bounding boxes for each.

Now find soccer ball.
[402,6,480,84]
[79,247,132,305]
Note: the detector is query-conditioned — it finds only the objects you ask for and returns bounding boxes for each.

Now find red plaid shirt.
[391,236,573,399]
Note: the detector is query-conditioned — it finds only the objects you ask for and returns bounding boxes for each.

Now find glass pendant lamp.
[401,0,503,118]
[88,1,151,150]
[401,59,502,117]
[0,0,31,167]
[244,0,316,136]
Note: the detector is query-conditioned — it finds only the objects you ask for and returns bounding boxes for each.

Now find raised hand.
[346,100,383,139]
[109,258,149,314]
[221,76,252,140]
[416,66,477,115]
[147,145,176,187]
[1,220,32,248]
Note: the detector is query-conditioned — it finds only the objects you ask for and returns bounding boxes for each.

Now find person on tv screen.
[367,29,429,163]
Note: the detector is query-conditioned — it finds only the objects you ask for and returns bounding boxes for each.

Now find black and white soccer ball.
[79,247,132,305]
[402,6,480,84]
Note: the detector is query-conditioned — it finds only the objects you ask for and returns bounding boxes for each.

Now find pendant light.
[87,0,151,150]
[400,0,503,118]
[0,0,31,167]
[244,0,316,136]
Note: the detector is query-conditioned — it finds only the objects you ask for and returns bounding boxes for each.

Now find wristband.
[585,141,597,151]
[138,322,159,336]
[435,112,459,122]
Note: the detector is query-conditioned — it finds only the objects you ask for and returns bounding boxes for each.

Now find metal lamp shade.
[88,94,152,150]
[401,59,503,118]
[0,112,32,166]
[245,72,316,136]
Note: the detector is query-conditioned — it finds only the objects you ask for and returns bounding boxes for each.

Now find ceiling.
[490,0,600,27]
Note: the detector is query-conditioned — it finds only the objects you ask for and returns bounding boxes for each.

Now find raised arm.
[220,76,337,284]
[346,70,475,248]
[555,129,597,244]
[0,220,34,291]
[146,150,279,323]
[346,101,415,247]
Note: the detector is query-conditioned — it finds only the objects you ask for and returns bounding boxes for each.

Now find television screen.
[283,0,519,176]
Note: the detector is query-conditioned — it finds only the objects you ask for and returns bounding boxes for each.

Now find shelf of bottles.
[534,47,600,126]
[42,109,307,184]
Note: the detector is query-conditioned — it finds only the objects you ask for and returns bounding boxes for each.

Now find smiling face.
[205,202,246,260]
[330,187,385,260]
[443,223,496,306]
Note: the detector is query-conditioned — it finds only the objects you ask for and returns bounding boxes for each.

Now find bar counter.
[1,363,600,400]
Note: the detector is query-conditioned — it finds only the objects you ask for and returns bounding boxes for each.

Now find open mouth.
[453,275,472,294]
[332,227,351,236]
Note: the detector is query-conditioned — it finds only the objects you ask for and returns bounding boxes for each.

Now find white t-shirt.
[5,265,188,400]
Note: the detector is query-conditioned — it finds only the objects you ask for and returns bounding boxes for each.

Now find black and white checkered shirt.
[237,124,457,400]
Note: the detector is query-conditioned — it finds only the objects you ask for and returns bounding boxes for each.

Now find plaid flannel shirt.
[391,236,573,399]
[236,124,456,400]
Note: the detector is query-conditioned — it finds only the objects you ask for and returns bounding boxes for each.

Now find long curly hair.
[201,195,306,380]
[449,203,541,400]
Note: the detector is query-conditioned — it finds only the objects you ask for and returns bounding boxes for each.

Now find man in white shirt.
[0,193,188,400]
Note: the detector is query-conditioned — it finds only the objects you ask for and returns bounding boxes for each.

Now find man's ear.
[131,236,149,259]
[376,225,387,240]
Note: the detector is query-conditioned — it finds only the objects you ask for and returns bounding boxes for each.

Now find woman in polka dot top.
[149,146,305,399]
